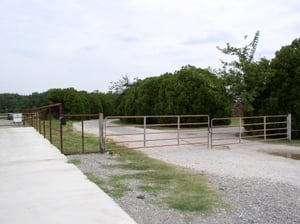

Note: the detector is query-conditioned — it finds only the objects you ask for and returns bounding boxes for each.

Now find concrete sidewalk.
[0,127,136,224]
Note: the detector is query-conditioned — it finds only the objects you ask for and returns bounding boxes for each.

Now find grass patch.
[82,147,222,213]
[59,121,99,154]
[230,118,243,126]
[109,148,221,212]
[108,175,131,198]
[139,184,164,194]
[67,158,81,165]
[41,119,100,154]
[165,174,218,211]
[85,172,130,198]
[85,172,105,186]
[267,139,300,146]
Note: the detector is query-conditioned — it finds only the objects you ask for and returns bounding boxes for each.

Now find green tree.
[109,75,132,94]
[0,88,117,116]
[256,38,300,138]
[46,88,88,114]
[217,31,261,113]
[0,93,21,112]
[100,92,118,116]
[27,92,47,108]
[45,88,64,105]
[87,92,103,114]
[118,65,231,122]
[110,75,140,116]
[245,58,274,115]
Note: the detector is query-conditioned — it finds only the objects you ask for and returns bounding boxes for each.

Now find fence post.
[35,113,38,130]
[287,113,292,141]
[177,116,180,145]
[60,123,64,154]
[143,116,146,147]
[43,118,46,138]
[239,117,242,143]
[49,109,52,144]
[210,119,213,149]
[38,112,42,134]
[99,113,105,153]
[81,118,84,153]
[264,116,267,141]
[207,116,210,149]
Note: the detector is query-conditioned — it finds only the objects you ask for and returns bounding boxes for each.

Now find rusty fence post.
[60,123,64,154]
[38,112,42,134]
[43,118,46,138]
[49,112,52,144]
[81,118,85,154]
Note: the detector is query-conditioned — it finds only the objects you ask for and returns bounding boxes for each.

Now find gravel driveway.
[73,120,300,224]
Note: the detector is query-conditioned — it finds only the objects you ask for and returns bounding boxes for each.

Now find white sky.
[0,0,299,95]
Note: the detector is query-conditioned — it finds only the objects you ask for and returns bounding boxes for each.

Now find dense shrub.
[117,65,232,124]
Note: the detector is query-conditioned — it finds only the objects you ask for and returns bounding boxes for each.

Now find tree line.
[0,88,117,117]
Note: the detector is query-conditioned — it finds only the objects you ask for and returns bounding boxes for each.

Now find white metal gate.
[104,115,210,149]
[210,114,291,147]
[103,114,291,149]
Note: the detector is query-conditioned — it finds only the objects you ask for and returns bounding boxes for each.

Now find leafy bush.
[117,65,231,124]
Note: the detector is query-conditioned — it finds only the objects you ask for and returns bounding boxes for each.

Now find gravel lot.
[70,121,300,224]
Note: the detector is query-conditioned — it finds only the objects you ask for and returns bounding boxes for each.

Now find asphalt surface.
[0,126,136,224]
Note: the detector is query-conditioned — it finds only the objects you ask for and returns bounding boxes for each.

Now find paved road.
[0,119,22,126]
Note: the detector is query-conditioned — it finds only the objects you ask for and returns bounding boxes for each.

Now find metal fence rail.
[104,115,210,149]
[21,104,291,152]
[211,114,291,148]
[23,103,105,155]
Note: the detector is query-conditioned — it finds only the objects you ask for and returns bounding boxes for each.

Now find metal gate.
[211,114,291,147]
[104,115,210,149]
[104,114,291,149]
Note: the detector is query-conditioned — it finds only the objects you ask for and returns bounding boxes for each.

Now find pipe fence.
[21,104,291,153]
[104,115,210,149]
[104,114,291,150]
[211,114,291,147]
[23,103,105,154]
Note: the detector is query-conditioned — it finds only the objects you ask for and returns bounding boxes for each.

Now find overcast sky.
[0,0,299,95]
